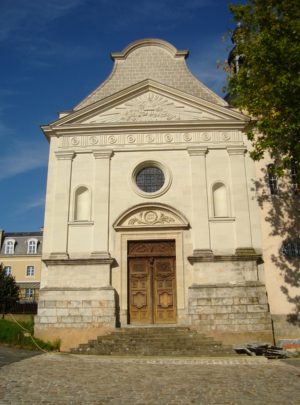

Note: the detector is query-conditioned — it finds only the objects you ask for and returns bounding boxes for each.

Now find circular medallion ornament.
[70,136,80,146]
[146,134,154,143]
[202,132,211,141]
[222,133,231,141]
[127,135,136,143]
[89,136,98,145]
[108,135,117,144]
[164,134,174,143]
[183,133,192,142]
[144,211,158,224]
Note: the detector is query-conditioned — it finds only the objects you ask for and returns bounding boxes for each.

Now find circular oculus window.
[132,161,172,198]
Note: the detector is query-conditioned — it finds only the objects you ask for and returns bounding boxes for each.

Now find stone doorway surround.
[113,203,190,327]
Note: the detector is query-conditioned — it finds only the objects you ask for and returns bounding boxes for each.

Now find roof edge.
[111,38,189,60]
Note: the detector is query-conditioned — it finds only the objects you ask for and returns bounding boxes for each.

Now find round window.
[136,166,165,193]
[131,160,172,198]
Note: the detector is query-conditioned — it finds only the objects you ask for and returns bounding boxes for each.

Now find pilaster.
[91,150,113,258]
[50,151,75,259]
[188,147,212,256]
[227,146,255,254]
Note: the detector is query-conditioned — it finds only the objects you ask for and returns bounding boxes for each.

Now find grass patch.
[0,318,60,351]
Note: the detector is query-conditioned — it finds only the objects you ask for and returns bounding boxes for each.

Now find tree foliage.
[225,0,300,173]
[0,264,19,299]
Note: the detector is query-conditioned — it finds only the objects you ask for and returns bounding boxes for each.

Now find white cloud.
[0,140,48,181]
[15,195,45,214]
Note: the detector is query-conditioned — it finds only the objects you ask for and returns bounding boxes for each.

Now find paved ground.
[0,345,40,367]
[0,352,300,404]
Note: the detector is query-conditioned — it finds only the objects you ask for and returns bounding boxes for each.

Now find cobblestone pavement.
[0,345,40,368]
[0,353,300,404]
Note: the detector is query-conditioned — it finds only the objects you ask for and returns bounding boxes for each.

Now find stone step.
[71,326,235,357]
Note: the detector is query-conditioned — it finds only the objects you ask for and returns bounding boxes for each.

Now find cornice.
[188,253,262,263]
[227,146,247,156]
[187,147,208,156]
[54,151,75,160]
[93,150,113,159]
[44,121,247,140]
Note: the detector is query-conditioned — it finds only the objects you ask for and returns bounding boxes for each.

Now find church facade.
[35,39,274,350]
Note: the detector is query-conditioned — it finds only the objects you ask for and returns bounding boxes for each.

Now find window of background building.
[4,240,15,254]
[4,266,12,276]
[25,288,34,298]
[27,239,38,254]
[282,241,300,258]
[267,164,278,195]
[26,266,35,277]
[290,163,299,194]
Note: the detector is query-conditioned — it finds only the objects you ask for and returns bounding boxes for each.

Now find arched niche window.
[4,239,15,254]
[74,186,90,221]
[212,182,228,217]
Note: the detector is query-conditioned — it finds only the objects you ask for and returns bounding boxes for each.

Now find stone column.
[227,146,254,254]
[188,147,212,256]
[50,151,75,258]
[91,150,113,259]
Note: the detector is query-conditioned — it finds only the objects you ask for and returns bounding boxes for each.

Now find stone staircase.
[71,327,236,356]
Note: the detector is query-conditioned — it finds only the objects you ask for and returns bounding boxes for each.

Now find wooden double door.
[128,240,177,324]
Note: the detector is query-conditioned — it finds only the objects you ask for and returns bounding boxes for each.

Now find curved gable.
[75,38,227,110]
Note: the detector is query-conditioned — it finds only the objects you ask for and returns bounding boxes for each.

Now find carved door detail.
[128,241,176,324]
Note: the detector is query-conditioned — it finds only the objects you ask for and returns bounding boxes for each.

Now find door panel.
[128,241,177,325]
[129,258,152,324]
[153,257,177,323]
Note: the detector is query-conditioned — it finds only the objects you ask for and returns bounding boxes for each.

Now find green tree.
[0,264,19,299]
[225,0,300,173]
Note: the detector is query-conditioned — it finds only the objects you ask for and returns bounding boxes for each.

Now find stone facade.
[35,39,275,351]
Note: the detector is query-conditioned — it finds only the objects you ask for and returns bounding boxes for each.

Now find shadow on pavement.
[0,345,41,367]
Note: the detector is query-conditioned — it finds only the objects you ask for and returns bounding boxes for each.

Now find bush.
[0,318,60,351]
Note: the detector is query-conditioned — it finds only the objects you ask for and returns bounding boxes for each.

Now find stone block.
[56,308,69,316]
[82,300,92,307]
[38,308,57,317]
[196,298,212,305]
[56,300,68,308]
[247,304,268,313]
[45,301,57,308]
[212,298,234,306]
[231,305,247,314]
[67,300,82,308]
[79,308,92,316]
[69,308,80,316]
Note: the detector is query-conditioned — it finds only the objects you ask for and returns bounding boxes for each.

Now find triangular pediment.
[45,81,248,132]
[81,91,226,124]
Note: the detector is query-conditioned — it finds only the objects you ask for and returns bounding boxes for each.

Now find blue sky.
[0,0,239,232]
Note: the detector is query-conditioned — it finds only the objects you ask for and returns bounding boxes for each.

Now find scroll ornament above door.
[113,203,189,230]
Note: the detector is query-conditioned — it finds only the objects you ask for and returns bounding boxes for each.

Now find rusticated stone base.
[189,282,273,344]
[34,286,116,351]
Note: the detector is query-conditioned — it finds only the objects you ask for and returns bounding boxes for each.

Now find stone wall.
[35,287,116,350]
[189,282,273,344]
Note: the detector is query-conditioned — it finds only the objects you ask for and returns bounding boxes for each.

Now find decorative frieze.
[59,131,243,149]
